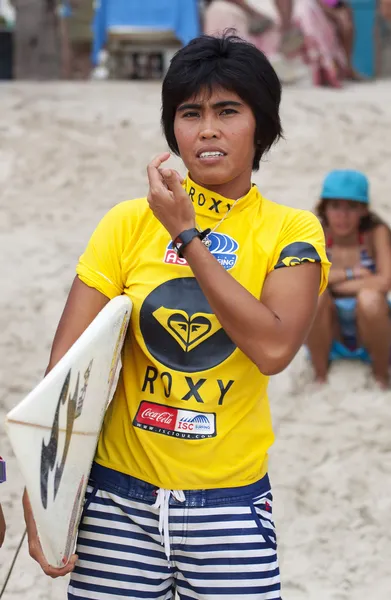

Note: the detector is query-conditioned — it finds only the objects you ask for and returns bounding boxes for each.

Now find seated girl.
[307,169,391,388]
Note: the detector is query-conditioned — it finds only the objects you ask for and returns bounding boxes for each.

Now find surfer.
[24,33,330,598]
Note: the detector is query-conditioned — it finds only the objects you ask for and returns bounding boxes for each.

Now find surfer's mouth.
[196,147,227,164]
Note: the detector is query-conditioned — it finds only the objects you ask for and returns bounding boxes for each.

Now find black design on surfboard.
[40,361,93,510]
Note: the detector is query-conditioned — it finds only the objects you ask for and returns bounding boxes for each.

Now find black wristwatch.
[173,228,210,258]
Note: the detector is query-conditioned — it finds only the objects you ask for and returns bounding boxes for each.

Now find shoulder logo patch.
[274,241,321,270]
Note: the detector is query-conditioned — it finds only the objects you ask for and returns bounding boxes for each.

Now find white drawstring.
[153,488,186,565]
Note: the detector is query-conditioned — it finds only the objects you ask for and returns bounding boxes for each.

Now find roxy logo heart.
[140,278,236,372]
[152,307,222,352]
[168,313,211,351]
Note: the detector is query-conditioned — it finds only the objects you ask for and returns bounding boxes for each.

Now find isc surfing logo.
[164,232,239,271]
[178,414,212,433]
[134,401,216,439]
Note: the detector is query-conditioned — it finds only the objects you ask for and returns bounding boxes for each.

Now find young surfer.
[24,33,330,599]
[307,169,391,387]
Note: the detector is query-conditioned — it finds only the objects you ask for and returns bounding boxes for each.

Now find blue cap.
[321,170,369,204]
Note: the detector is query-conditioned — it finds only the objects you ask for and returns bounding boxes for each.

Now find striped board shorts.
[68,462,281,600]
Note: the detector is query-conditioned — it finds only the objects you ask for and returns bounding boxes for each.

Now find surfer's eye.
[182,111,199,119]
[220,108,238,116]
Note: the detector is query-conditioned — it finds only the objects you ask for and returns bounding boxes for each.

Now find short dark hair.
[161,33,283,171]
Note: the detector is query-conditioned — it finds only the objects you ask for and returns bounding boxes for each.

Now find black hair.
[316,198,387,233]
[161,33,283,171]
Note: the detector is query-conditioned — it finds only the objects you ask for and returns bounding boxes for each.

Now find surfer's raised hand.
[147,153,195,239]
[23,489,78,577]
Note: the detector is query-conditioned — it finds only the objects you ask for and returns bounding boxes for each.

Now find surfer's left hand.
[147,153,195,239]
[29,531,78,577]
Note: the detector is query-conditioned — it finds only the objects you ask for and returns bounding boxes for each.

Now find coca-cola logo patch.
[133,401,216,439]
[139,277,236,372]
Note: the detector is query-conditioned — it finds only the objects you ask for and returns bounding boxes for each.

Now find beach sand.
[1,80,391,599]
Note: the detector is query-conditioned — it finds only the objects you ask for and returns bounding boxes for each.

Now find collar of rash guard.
[183,174,260,223]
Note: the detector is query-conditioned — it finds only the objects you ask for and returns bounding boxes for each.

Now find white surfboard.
[5,295,132,567]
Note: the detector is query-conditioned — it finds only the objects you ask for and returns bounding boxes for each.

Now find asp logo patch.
[274,242,321,270]
[164,232,239,271]
[140,278,236,372]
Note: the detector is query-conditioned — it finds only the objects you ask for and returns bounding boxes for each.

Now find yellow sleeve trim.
[76,263,122,300]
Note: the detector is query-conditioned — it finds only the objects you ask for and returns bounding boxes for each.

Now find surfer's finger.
[44,562,76,578]
[147,153,170,188]
[160,168,184,184]
[67,554,78,567]
[30,548,76,578]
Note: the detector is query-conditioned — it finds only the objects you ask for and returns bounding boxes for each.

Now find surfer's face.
[173,87,256,195]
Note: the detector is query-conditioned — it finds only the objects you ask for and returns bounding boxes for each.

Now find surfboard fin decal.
[54,373,79,501]
[40,370,71,510]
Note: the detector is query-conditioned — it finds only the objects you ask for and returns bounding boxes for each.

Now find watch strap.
[173,228,210,258]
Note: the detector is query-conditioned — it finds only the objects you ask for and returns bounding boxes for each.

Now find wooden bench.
[107,27,181,79]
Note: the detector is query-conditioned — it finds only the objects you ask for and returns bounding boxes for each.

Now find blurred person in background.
[318,0,362,80]
[307,170,391,388]
[58,0,93,79]
[13,0,61,79]
[202,0,304,83]
[381,0,391,19]
[0,504,5,548]
[0,457,6,548]
[202,0,353,87]
[295,0,347,87]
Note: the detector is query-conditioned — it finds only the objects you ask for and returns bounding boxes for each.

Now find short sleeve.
[76,203,129,299]
[269,210,330,294]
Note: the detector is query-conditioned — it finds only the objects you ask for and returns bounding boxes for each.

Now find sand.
[1,80,391,599]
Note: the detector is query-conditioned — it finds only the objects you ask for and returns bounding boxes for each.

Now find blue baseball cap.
[321,170,369,204]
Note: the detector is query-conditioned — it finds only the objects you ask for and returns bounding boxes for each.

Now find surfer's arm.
[148,167,326,376]
[22,489,38,543]
[183,239,321,374]
[0,503,5,547]
[46,276,109,372]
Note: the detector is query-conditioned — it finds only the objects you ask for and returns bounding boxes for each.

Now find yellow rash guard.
[76,176,330,489]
